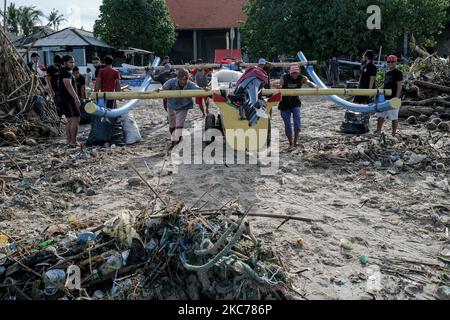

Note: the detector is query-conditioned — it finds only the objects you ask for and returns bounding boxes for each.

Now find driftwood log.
[399,106,435,118]
[413,81,450,95]
[399,105,450,118]
[402,97,450,107]
[0,28,62,142]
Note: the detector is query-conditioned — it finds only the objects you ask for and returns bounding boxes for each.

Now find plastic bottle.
[99,252,123,275]
[44,269,66,296]
[361,255,367,265]
[76,232,97,245]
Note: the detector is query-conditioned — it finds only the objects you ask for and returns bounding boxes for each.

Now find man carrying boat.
[157,69,209,148]
[147,63,177,112]
[278,65,317,149]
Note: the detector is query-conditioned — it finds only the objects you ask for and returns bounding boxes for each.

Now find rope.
[194,218,242,256]
[181,218,247,272]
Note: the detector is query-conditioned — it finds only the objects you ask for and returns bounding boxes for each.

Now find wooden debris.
[0,28,62,145]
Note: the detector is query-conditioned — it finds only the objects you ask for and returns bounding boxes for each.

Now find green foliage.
[18,6,43,36]
[376,69,385,88]
[94,0,176,55]
[1,3,43,36]
[240,0,450,61]
[4,3,20,34]
[397,64,410,75]
[47,9,65,31]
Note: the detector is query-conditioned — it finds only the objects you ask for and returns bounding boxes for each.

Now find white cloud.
[8,0,102,31]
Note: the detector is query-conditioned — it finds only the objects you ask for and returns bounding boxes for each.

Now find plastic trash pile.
[0,203,296,300]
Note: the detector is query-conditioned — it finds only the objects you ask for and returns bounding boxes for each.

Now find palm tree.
[47,9,65,31]
[18,6,43,36]
[2,3,21,35]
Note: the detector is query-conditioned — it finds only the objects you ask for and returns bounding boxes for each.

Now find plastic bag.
[121,112,142,145]
[87,116,125,146]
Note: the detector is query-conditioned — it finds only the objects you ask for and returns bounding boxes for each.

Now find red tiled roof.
[165,0,247,30]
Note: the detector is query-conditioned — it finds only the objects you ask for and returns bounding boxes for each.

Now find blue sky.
[9,0,102,31]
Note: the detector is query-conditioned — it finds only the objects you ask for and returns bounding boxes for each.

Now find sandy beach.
[1,95,449,300]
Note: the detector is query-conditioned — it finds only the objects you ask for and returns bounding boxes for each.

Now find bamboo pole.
[127,61,318,71]
[3,0,6,32]
[240,61,317,68]
[89,88,393,101]
[127,64,222,71]
[263,88,393,96]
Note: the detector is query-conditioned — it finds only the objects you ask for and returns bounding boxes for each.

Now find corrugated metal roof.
[13,27,54,47]
[31,28,112,48]
[74,29,112,48]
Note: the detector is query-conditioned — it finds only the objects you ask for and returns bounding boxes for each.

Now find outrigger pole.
[86,88,393,118]
[85,52,400,118]
[297,51,401,113]
[126,61,318,71]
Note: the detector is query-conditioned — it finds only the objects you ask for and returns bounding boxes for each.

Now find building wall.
[169,29,238,64]
[170,30,194,64]
[28,46,85,67]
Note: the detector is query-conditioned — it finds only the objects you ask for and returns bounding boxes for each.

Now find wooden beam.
[89,88,392,101]
[127,61,318,71]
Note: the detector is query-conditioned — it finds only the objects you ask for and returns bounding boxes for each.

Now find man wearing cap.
[278,65,317,148]
[375,55,403,136]
[355,50,378,103]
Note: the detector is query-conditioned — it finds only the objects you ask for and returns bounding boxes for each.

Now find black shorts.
[58,98,80,118]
